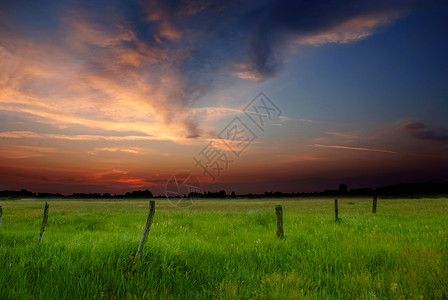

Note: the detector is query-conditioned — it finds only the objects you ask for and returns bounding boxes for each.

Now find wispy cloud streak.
[314,144,397,154]
[0,131,170,142]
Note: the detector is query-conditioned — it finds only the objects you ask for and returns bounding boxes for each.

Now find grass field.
[0,197,447,299]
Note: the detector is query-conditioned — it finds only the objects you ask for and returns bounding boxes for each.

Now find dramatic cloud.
[400,121,448,143]
[0,0,424,141]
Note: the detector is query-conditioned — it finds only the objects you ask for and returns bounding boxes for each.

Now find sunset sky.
[1,0,447,195]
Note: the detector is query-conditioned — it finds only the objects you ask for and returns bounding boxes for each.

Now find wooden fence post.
[275,205,284,239]
[134,200,156,261]
[334,199,339,222]
[0,206,2,227]
[372,194,377,213]
[38,202,49,243]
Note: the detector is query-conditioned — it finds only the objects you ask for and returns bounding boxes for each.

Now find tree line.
[0,182,447,200]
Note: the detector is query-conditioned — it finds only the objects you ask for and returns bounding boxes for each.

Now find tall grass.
[0,198,447,299]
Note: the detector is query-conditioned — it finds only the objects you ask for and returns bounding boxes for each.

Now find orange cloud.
[0,10,209,144]
[87,147,144,155]
[0,145,59,159]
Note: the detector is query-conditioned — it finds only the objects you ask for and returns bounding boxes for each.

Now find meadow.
[0,197,447,299]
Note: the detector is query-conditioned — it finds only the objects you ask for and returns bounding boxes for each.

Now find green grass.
[1,198,447,299]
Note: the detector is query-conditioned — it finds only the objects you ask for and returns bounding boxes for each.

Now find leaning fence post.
[334,199,339,222]
[38,202,49,243]
[134,200,156,261]
[275,205,284,238]
[0,206,2,227]
[372,194,378,213]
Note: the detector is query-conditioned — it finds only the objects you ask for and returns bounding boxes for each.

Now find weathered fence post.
[134,200,156,261]
[38,202,49,243]
[275,205,284,238]
[0,206,2,227]
[372,194,377,213]
[334,199,339,222]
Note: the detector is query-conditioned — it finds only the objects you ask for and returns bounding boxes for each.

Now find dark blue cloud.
[401,121,448,143]
[3,0,447,79]
[132,0,447,78]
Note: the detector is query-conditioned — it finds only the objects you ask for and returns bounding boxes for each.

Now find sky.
[1,0,447,195]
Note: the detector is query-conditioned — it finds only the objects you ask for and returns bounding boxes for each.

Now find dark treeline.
[0,189,153,199]
[240,182,448,199]
[0,182,447,199]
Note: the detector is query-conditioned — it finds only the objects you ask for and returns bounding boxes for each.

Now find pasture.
[0,198,447,299]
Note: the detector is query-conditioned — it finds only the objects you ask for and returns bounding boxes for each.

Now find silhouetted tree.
[338,184,348,195]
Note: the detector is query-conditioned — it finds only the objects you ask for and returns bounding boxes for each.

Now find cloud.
[326,131,365,140]
[313,144,396,154]
[0,162,153,191]
[243,0,420,77]
[400,121,448,143]
[296,13,401,46]
[0,145,59,159]
[0,131,172,142]
[0,0,429,142]
[276,154,326,163]
[87,147,144,155]
[325,131,379,141]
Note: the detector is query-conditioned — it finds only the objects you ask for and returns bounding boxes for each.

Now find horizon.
[2,181,447,199]
[1,1,448,195]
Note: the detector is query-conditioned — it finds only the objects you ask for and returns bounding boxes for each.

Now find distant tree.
[129,190,153,198]
[188,191,201,198]
[231,191,236,198]
[338,184,348,194]
[350,188,374,196]
[218,190,226,198]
